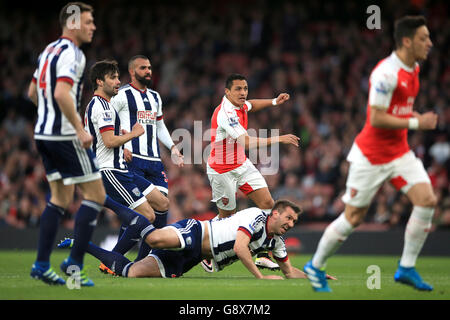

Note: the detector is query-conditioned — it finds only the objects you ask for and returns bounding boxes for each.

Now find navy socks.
[86,242,134,277]
[112,215,155,254]
[69,200,102,266]
[134,210,167,261]
[35,202,65,264]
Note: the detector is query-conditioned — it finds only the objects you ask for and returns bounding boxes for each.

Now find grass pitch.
[0,250,449,300]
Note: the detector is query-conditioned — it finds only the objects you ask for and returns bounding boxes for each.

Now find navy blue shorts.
[35,139,101,185]
[149,219,204,278]
[101,170,155,209]
[127,157,168,194]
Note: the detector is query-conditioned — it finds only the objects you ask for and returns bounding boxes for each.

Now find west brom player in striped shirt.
[28,2,156,287]
[111,55,184,257]
[59,200,337,280]
[85,60,169,268]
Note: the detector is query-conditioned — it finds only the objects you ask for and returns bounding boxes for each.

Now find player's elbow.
[53,87,65,105]
[233,243,247,258]
[370,109,383,128]
[102,136,117,149]
[27,83,38,105]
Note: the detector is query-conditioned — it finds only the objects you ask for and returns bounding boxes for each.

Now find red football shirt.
[355,52,420,164]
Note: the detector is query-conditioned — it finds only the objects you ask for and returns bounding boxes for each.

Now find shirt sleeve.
[217,108,247,139]
[245,101,252,112]
[32,68,38,83]
[237,211,266,239]
[56,49,77,85]
[271,237,288,262]
[156,92,163,119]
[368,68,397,110]
[92,102,115,133]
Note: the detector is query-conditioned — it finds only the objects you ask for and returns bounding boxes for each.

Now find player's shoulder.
[237,207,268,222]
[112,84,131,101]
[218,98,238,119]
[370,55,399,88]
[147,88,162,103]
[117,84,131,93]
[89,95,110,111]
[147,88,161,96]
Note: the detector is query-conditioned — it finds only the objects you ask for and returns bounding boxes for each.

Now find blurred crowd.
[0,0,449,231]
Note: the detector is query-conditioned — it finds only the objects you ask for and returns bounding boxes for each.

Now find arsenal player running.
[204,74,299,271]
[303,16,437,292]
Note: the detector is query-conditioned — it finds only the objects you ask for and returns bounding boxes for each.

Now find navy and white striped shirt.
[84,95,127,171]
[33,37,85,140]
[110,84,163,161]
[209,207,288,271]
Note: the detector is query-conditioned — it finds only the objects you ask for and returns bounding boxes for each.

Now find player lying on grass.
[59,199,336,280]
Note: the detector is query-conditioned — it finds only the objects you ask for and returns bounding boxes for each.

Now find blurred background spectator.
[0,0,448,231]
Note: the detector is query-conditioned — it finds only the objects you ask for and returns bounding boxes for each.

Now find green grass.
[0,250,449,300]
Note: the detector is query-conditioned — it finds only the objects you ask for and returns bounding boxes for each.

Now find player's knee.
[155,195,169,212]
[50,195,72,210]
[418,193,438,208]
[345,206,368,227]
[82,183,106,204]
[142,208,156,223]
[146,232,161,248]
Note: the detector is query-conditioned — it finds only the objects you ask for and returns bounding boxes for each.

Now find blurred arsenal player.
[304,15,437,292]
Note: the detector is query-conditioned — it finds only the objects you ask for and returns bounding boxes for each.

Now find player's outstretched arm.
[102,123,145,149]
[370,107,437,130]
[233,231,283,280]
[237,133,300,150]
[278,258,307,279]
[248,93,290,112]
[278,259,338,280]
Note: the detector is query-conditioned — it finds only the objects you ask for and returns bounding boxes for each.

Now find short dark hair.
[128,55,150,70]
[89,60,119,90]
[59,2,94,29]
[225,74,247,90]
[272,199,302,215]
[394,15,427,49]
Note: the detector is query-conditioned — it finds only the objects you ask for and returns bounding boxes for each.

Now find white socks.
[311,206,434,270]
[400,206,434,268]
[312,213,354,269]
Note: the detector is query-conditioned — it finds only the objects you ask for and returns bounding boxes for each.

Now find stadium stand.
[0,0,449,233]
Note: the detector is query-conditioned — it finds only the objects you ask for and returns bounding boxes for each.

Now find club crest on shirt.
[221,197,229,205]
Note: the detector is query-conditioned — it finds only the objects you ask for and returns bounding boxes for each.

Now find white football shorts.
[342,143,431,208]
[207,159,268,210]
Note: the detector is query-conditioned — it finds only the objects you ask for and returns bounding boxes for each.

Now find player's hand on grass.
[261,274,284,280]
[326,274,338,281]
[274,93,290,106]
[279,134,300,147]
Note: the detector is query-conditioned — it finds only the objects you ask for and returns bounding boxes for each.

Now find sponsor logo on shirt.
[137,110,157,125]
